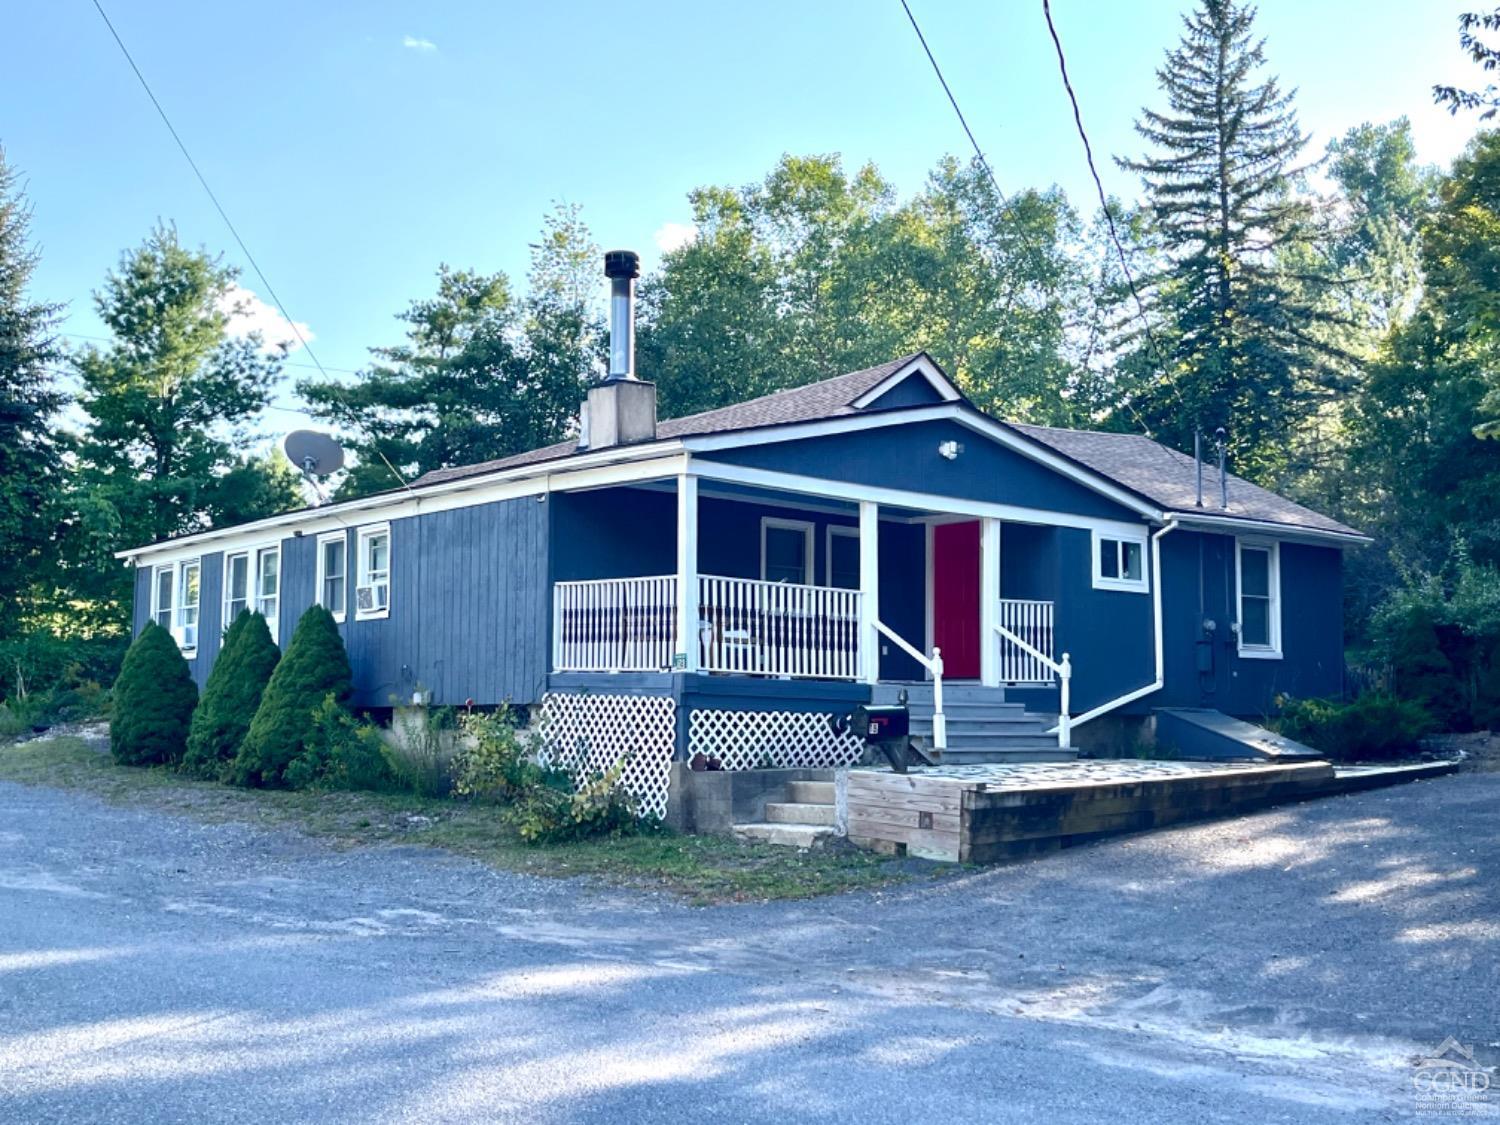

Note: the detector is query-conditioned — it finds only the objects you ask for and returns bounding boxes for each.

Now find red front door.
[933,521,981,678]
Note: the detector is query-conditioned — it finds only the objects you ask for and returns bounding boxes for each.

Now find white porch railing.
[698,575,862,679]
[992,607,1072,750]
[997,598,1056,683]
[553,576,677,672]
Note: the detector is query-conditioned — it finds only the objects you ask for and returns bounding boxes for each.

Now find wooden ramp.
[841,758,1457,863]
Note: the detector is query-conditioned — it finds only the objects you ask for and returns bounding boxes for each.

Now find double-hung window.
[1093,530,1148,593]
[761,518,814,585]
[256,546,281,642]
[224,551,250,624]
[356,524,391,619]
[176,560,201,652]
[317,532,348,622]
[152,564,175,631]
[1237,540,1282,658]
[826,525,860,590]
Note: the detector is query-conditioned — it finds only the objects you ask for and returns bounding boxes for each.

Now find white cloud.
[402,34,437,52]
[218,283,313,354]
[654,221,698,253]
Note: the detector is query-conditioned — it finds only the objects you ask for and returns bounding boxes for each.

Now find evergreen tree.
[110,621,198,765]
[183,610,279,778]
[231,605,352,787]
[0,147,65,632]
[66,226,287,627]
[1117,0,1344,481]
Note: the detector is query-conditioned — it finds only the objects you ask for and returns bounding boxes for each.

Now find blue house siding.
[877,523,926,680]
[865,378,949,410]
[192,550,224,692]
[131,566,151,635]
[697,419,1146,523]
[550,488,676,581]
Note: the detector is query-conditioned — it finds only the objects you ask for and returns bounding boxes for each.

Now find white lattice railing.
[997,598,1056,684]
[553,576,677,672]
[698,575,863,680]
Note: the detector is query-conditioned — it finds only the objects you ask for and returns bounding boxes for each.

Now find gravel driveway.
[1,772,1496,1123]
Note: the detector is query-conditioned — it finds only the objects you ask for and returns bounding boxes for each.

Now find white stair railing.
[874,620,946,752]
[992,621,1072,750]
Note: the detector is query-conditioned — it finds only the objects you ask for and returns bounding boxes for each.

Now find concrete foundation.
[663,765,833,835]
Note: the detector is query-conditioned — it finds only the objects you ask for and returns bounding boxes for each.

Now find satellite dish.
[283,430,345,477]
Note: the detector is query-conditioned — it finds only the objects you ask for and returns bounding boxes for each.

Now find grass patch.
[0,733,916,904]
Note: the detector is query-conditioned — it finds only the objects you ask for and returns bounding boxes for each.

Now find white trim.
[176,559,201,655]
[1168,511,1371,547]
[315,530,348,623]
[355,523,392,621]
[694,459,1151,540]
[849,355,963,409]
[824,523,860,588]
[1091,528,1150,593]
[858,501,880,684]
[760,517,816,585]
[222,550,250,629]
[675,474,698,673]
[979,518,1001,687]
[681,402,1163,519]
[150,562,175,632]
[923,523,935,665]
[254,543,282,643]
[1235,538,1283,659]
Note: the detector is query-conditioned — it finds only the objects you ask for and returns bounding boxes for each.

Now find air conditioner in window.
[171,624,197,649]
[356,585,387,612]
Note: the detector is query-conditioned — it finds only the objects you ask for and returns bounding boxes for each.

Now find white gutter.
[1053,517,1181,734]
[1165,511,1371,547]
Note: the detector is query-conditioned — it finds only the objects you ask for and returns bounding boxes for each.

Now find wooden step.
[733,822,837,848]
[937,747,1079,764]
[765,801,837,827]
[787,779,835,805]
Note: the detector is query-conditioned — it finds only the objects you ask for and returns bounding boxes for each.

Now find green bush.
[384,704,456,797]
[1386,606,1467,730]
[1275,693,1434,762]
[110,622,199,766]
[0,630,128,705]
[451,710,642,843]
[183,611,279,779]
[283,694,394,791]
[231,605,352,787]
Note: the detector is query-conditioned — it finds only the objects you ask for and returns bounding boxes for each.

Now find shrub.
[451,710,641,843]
[1275,693,1434,762]
[1386,606,1467,730]
[283,694,394,791]
[110,621,198,766]
[231,605,352,787]
[183,611,279,779]
[1477,638,1500,732]
[383,704,456,797]
[0,630,128,705]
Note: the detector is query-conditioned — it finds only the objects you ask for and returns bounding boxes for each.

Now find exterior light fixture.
[938,440,964,461]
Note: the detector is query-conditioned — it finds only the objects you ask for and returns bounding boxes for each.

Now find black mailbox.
[851,703,912,772]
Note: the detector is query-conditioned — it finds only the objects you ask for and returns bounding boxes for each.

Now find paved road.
[1,772,1496,1123]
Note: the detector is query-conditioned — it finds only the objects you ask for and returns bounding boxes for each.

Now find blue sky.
[4,1,1486,433]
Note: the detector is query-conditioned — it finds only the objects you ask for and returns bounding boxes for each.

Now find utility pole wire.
[88,0,415,495]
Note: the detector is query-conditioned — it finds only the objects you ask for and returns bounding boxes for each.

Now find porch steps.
[874,682,1077,764]
[732,779,839,848]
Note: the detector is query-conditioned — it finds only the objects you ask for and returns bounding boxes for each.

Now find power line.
[88,0,414,494]
[1040,0,1183,427]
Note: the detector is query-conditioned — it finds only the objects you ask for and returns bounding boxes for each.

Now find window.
[761,518,814,585]
[176,561,200,652]
[1237,540,1282,658]
[356,524,391,619]
[317,532,347,621]
[224,552,250,624]
[256,546,281,642]
[152,564,174,630]
[1093,530,1148,592]
[826,525,860,590]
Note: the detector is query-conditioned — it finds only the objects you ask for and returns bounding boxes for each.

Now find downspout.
[1051,517,1181,734]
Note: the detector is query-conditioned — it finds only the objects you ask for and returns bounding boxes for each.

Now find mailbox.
[851,703,912,772]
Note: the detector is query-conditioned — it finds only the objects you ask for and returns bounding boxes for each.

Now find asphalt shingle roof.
[412,353,1363,540]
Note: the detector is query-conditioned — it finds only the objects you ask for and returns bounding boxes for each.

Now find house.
[119,250,1368,817]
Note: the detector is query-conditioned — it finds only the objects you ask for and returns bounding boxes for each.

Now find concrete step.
[732,822,837,848]
[787,779,835,805]
[912,718,1049,735]
[942,733,1062,751]
[766,801,837,827]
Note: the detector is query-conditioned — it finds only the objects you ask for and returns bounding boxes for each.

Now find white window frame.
[223,551,251,627]
[825,524,860,588]
[760,517,815,586]
[316,530,348,623]
[1091,529,1149,593]
[1236,538,1282,659]
[254,544,282,643]
[151,563,175,633]
[355,523,391,621]
[175,559,201,654]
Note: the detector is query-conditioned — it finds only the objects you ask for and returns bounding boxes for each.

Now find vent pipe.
[1214,427,1228,510]
[1194,430,1204,508]
[580,249,656,450]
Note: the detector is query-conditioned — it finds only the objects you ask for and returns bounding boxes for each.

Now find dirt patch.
[1425,729,1500,772]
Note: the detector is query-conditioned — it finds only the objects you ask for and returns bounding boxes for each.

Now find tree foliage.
[110,621,198,766]
[1434,8,1500,120]
[231,605,352,787]
[183,610,279,778]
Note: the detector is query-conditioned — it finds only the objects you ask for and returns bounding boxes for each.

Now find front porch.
[546,475,1072,758]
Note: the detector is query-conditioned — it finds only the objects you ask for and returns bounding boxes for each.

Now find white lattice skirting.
[538,693,676,820]
[688,708,865,771]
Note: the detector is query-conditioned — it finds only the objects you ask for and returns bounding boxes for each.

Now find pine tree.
[0,147,65,631]
[1117,0,1343,480]
[231,605,353,787]
[183,610,279,778]
[111,621,198,765]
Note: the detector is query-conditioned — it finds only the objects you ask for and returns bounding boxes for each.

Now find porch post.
[979,517,1001,687]
[675,473,698,673]
[859,500,879,684]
